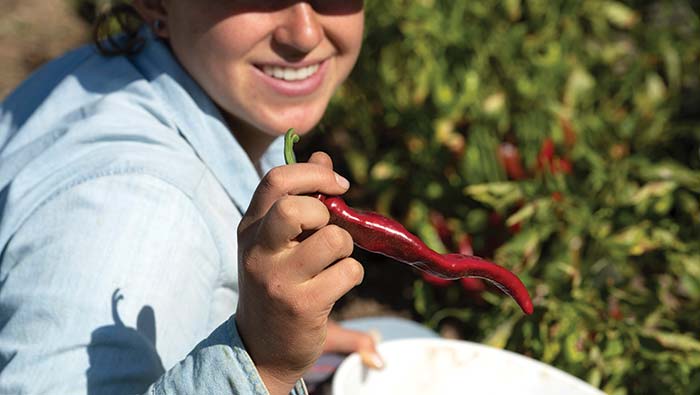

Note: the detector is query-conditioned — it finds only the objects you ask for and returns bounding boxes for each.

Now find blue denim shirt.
[0,30,306,395]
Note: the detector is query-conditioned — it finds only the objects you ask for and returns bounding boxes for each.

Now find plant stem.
[284,128,300,165]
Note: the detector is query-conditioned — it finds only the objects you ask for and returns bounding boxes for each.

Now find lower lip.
[253,59,329,97]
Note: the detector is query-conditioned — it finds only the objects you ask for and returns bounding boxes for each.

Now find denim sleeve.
[150,315,307,395]
[0,173,307,395]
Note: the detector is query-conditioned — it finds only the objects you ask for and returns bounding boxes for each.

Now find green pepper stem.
[284,128,300,165]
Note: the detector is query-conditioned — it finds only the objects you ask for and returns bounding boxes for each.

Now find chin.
[263,106,327,136]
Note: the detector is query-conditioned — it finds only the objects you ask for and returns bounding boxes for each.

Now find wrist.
[234,314,305,395]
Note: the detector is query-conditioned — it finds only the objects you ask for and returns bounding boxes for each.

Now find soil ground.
[0,0,89,98]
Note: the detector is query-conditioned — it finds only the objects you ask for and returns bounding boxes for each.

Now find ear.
[132,0,169,38]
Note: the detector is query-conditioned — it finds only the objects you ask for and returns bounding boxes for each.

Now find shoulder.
[1,31,196,149]
[0,34,242,254]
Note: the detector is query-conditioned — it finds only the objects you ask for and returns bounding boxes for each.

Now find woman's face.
[162,0,364,139]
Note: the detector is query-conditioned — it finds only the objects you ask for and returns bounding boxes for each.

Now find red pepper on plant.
[284,129,534,315]
[554,157,573,175]
[536,137,573,176]
[497,142,527,180]
[537,137,556,172]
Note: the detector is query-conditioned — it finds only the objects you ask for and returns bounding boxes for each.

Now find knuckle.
[264,279,310,318]
[318,166,336,185]
[274,196,299,223]
[308,197,331,224]
[264,277,288,302]
[322,225,353,255]
[262,167,287,192]
[341,258,364,284]
[309,151,333,168]
[285,296,310,318]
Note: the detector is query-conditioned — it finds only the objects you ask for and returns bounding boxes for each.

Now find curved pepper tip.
[284,128,300,165]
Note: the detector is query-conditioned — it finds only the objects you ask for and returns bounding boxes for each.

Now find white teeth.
[262,64,320,81]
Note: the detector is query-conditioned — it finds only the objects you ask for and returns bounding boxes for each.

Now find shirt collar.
[131,29,285,215]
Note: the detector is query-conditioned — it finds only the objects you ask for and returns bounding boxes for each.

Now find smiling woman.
[145,1,363,156]
[0,1,416,395]
[96,0,364,163]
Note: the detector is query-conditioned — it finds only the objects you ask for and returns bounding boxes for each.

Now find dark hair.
[93,3,146,56]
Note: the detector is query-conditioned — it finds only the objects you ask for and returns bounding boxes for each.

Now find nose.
[273,3,324,56]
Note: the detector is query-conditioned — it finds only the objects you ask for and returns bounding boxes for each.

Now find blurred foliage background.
[320,1,700,394]
[3,1,700,394]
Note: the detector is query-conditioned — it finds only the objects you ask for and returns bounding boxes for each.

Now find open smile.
[253,59,329,97]
[261,63,321,81]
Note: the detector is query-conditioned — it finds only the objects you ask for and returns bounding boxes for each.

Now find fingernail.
[335,173,350,189]
[360,350,385,370]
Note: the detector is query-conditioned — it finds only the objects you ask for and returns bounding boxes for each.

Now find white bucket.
[332,338,604,395]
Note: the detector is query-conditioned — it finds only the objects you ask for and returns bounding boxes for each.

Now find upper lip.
[254,58,327,69]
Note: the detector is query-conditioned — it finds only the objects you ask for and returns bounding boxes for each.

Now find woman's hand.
[235,152,364,395]
[324,320,384,370]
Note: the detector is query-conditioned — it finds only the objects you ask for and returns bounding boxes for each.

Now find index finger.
[243,163,350,228]
[308,151,334,169]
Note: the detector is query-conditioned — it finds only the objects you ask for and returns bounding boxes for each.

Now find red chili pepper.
[554,157,573,175]
[459,277,487,293]
[536,138,573,176]
[497,142,527,180]
[456,235,486,293]
[537,138,555,171]
[421,272,454,287]
[423,212,457,287]
[284,129,534,315]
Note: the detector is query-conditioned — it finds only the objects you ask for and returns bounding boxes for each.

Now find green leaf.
[503,0,522,21]
[636,160,700,192]
[506,200,540,227]
[601,1,639,29]
[630,181,677,205]
[565,332,586,363]
[564,67,595,109]
[483,316,518,349]
[641,329,700,353]
[463,182,523,212]
[344,149,369,184]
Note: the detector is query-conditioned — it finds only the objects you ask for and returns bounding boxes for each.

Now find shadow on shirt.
[86,289,165,394]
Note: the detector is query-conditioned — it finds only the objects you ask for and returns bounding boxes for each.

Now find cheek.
[169,22,262,101]
[203,18,266,59]
[167,6,264,74]
[331,14,365,63]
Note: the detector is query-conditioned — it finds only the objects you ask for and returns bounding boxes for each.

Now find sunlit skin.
[132,2,372,394]
[152,0,365,163]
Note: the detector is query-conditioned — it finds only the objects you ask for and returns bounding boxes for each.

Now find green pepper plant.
[314,1,700,394]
